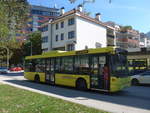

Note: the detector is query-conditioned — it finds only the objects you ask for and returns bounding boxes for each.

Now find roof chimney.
[78,4,83,12]
[60,7,65,15]
[95,13,101,21]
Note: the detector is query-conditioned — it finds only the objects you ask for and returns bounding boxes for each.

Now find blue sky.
[28,0,150,33]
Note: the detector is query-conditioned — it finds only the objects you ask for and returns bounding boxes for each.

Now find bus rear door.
[90,56,109,90]
[45,58,55,84]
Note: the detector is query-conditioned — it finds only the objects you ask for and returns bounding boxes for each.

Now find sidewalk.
[0,75,150,113]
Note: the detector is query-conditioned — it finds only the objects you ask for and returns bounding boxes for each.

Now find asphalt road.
[0,72,150,113]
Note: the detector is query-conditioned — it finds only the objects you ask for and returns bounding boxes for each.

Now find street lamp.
[30,41,32,56]
[113,29,117,47]
[5,47,9,69]
[23,39,32,56]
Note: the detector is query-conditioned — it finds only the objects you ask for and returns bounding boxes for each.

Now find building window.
[28,21,33,25]
[68,18,75,25]
[42,36,48,43]
[67,44,75,51]
[61,33,64,40]
[38,17,44,20]
[41,25,48,32]
[56,35,58,41]
[61,21,64,28]
[56,23,59,30]
[68,31,75,39]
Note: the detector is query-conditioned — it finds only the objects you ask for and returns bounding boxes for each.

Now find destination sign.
[76,50,88,55]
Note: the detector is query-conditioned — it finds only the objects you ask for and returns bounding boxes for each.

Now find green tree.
[0,0,29,45]
[120,26,133,33]
[0,3,9,43]
[23,31,42,56]
[0,1,29,66]
[1,1,29,35]
[9,31,42,66]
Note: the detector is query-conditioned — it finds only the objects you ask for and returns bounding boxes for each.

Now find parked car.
[131,71,150,85]
[9,67,23,71]
[130,69,146,76]
[0,67,8,74]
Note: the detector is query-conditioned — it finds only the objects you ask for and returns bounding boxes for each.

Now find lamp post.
[6,47,9,69]
[30,41,32,56]
[113,29,117,47]
[23,39,32,56]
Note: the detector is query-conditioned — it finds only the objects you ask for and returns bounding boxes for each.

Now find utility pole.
[23,39,33,56]
[113,29,117,47]
[30,41,32,56]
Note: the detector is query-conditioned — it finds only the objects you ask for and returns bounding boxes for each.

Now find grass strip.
[0,84,109,113]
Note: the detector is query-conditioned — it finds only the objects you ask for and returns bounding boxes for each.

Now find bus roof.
[25,47,118,60]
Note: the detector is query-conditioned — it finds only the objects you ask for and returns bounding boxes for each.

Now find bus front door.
[45,59,55,84]
[90,56,107,90]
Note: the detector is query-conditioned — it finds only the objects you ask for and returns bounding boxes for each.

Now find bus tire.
[131,79,139,86]
[76,78,87,90]
[34,75,40,83]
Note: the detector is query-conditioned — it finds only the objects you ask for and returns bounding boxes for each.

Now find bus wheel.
[34,75,40,83]
[76,79,87,90]
[131,79,139,86]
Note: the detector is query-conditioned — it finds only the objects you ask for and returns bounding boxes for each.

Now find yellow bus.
[24,47,131,92]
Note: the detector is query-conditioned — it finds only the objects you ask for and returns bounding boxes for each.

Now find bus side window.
[46,58,51,72]
[99,56,106,75]
[60,56,73,73]
[35,59,45,72]
[51,58,55,71]
[74,55,90,74]
[30,59,36,72]
[55,58,61,72]
[25,60,33,72]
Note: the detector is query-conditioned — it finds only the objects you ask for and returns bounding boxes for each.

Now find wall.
[51,16,76,49]
[41,24,52,52]
[42,14,107,52]
[76,16,107,50]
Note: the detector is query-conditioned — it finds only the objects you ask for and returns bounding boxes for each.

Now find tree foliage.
[120,26,133,33]
[0,0,29,45]
[0,3,9,41]
[10,31,42,65]
[0,0,29,66]
[23,31,42,56]
[1,1,29,33]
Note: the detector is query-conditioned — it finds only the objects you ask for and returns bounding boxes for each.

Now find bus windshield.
[110,54,129,77]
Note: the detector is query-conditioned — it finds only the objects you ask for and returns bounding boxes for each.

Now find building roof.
[50,9,114,30]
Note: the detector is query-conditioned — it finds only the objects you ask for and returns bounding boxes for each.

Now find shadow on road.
[2,72,24,76]
[4,79,150,111]
[139,84,150,87]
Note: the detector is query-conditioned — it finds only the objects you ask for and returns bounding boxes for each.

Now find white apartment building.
[42,6,113,52]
